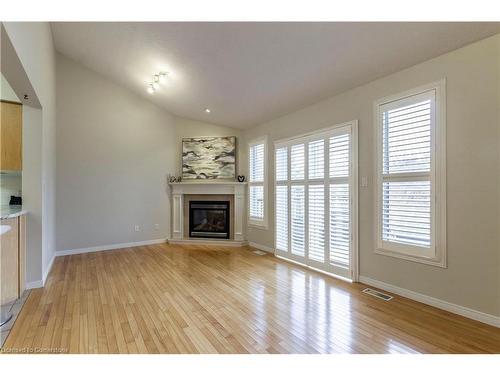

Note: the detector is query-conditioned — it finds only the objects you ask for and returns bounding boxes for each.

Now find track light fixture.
[147,72,169,94]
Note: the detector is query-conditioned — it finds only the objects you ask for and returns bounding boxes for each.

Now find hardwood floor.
[3,244,500,353]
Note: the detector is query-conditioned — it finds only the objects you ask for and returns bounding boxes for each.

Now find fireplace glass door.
[189,201,230,239]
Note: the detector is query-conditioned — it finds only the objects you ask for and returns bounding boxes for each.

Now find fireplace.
[189,201,230,239]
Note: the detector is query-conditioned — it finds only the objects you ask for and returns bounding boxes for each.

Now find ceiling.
[51,22,500,129]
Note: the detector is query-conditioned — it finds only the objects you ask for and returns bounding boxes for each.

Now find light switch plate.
[361,176,368,187]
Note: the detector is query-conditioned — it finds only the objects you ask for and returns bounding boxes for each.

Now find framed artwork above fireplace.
[182,136,236,179]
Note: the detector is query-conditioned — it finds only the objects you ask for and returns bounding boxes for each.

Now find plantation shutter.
[330,183,350,266]
[308,139,324,179]
[249,143,264,182]
[329,133,351,266]
[275,146,289,251]
[275,147,288,181]
[308,139,325,261]
[249,140,266,223]
[275,185,288,251]
[291,185,305,256]
[382,100,431,174]
[308,185,325,262]
[381,95,433,248]
[274,121,356,280]
[249,185,264,219]
[290,144,305,180]
[329,134,350,178]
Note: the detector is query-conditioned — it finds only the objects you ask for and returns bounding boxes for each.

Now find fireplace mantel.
[169,181,247,245]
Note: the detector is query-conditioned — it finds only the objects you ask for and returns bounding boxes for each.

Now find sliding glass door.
[274,121,358,280]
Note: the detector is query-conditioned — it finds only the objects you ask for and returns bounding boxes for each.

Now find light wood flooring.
[3,244,500,353]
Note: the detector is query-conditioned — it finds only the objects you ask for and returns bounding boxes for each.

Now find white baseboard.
[26,280,43,289]
[42,253,56,285]
[57,238,167,256]
[25,252,56,290]
[359,275,500,328]
[248,241,275,253]
[168,238,248,247]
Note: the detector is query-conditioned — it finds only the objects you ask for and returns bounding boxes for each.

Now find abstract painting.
[182,136,236,179]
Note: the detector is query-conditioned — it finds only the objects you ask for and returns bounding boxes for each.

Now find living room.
[0,0,499,372]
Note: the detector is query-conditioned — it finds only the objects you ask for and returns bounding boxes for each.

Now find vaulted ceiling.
[51,22,500,129]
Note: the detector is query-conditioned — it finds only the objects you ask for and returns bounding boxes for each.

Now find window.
[248,137,268,228]
[274,121,358,281]
[374,80,446,267]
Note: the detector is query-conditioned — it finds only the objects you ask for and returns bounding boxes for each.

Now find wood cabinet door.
[0,100,23,171]
[0,217,19,305]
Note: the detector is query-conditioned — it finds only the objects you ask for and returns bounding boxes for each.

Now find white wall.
[56,54,178,251]
[3,22,57,284]
[1,72,20,102]
[22,106,43,284]
[242,34,500,317]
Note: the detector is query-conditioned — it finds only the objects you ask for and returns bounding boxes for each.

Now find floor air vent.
[362,288,393,301]
[252,250,267,256]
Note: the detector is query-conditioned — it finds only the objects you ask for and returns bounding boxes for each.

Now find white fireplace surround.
[168,181,247,246]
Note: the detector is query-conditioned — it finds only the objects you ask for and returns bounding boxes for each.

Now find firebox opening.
[189,201,230,239]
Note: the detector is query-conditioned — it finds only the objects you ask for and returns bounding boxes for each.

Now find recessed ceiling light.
[147,85,155,94]
[205,108,211,113]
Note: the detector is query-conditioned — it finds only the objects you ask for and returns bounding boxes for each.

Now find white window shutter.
[249,185,264,219]
[382,181,431,247]
[308,140,324,179]
[275,185,288,251]
[383,100,431,174]
[329,134,350,178]
[290,144,305,180]
[275,147,288,181]
[330,183,350,266]
[249,139,267,224]
[308,185,325,262]
[291,185,305,256]
[249,143,265,182]
[376,86,441,258]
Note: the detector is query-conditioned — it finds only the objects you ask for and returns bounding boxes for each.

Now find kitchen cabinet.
[0,217,19,305]
[0,214,26,306]
[0,100,23,171]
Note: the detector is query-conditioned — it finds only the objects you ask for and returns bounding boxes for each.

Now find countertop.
[0,205,27,220]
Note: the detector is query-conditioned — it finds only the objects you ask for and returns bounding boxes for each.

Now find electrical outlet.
[134,225,140,232]
[154,224,159,231]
